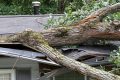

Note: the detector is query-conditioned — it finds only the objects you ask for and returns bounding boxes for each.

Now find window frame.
[0,69,16,80]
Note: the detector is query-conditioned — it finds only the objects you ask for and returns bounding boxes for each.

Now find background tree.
[0,0,83,14]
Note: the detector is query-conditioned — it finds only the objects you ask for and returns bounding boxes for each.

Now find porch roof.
[0,47,59,66]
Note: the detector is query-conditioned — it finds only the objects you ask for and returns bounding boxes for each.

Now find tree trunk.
[0,3,119,46]
[0,3,119,80]
[11,30,120,80]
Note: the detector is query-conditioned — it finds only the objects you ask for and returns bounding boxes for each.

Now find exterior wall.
[51,72,85,80]
[0,57,40,80]
[16,69,31,80]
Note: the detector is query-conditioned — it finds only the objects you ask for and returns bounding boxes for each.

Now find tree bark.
[0,3,119,80]
[0,3,119,46]
[0,20,119,46]
[11,30,120,80]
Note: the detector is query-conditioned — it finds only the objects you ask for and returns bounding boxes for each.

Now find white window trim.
[0,69,16,80]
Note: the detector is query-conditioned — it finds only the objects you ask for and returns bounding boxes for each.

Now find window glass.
[0,69,15,80]
[51,72,84,80]
[0,73,11,80]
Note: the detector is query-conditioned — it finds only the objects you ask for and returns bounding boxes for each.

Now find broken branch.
[13,30,120,80]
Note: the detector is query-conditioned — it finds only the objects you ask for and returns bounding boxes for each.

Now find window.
[51,72,84,80]
[51,72,91,80]
[0,69,16,80]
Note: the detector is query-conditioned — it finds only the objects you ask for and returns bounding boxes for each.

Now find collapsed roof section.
[0,42,118,77]
[0,44,116,71]
[0,47,58,66]
[40,45,115,77]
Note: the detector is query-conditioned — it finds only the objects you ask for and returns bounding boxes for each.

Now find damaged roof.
[0,15,119,75]
[0,47,58,66]
[0,45,115,66]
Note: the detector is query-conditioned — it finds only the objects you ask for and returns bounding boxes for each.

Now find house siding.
[0,57,40,80]
[16,69,31,80]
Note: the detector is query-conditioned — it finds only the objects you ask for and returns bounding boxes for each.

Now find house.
[0,15,118,80]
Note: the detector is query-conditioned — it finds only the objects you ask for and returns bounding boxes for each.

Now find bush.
[109,47,120,75]
[0,0,83,15]
[0,4,20,15]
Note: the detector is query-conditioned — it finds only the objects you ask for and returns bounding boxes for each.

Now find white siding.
[0,58,40,80]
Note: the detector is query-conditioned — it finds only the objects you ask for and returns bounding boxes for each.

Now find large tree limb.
[0,3,119,46]
[0,20,119,46]
[10,30,120,80]
[42,20,120,46]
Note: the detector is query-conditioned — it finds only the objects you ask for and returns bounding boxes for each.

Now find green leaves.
[0,4,22,15]
[109,47,120,75]
[0,0,119,19]
[110,48,120,67]
[45,0,119,29]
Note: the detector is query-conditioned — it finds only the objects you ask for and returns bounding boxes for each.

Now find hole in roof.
[0,44,37,52]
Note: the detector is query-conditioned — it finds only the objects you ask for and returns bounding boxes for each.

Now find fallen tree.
[0,3,120,80]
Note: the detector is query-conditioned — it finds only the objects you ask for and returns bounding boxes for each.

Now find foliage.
[110,48,120,67]
[40,0,58,14]
[109,47,120,75]
[0,0,83,15]
[0,0,34,15]
[65,0,83,12]
[0,4,22,15]
[0,0,119,15]
[104,12,120,22]
[45,0,120,29]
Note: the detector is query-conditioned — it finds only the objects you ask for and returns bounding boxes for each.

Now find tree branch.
[0,3,119,46]
[0,20,119,46]
[77,3,120,26]
[12,30,120,80]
